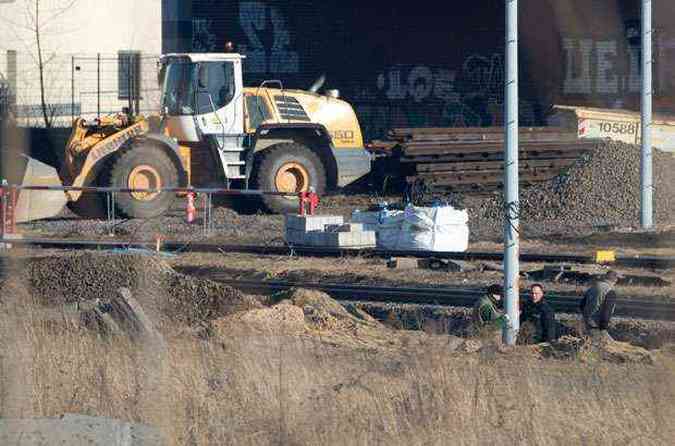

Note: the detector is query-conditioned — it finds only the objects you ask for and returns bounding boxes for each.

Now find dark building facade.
[162,0,675,141]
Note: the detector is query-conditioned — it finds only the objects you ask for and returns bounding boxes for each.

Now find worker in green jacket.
[472,284,510,341]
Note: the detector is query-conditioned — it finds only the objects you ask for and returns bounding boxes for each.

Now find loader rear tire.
[108,143,179,219]
[252,143,326,214]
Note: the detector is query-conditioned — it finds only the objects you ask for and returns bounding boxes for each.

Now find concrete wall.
[0,0,162,127]
[174,0,675,141]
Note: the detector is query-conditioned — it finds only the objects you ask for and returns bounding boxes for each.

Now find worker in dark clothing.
[580,271,619,331]
[520,283,557,343]
[472,284,510,343]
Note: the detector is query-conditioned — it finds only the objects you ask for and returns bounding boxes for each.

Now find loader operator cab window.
[196,62,235,115]
[161,62,197,115]
[161,60,235,116]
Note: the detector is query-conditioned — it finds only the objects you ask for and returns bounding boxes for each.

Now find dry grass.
[1,252,674,445]
[1,301,675,445]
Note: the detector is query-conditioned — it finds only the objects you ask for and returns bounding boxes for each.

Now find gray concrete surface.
[0,414,164,445]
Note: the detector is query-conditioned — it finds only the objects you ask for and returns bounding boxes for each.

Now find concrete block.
[0,414,164,445]
[325,223,365,233]
[284,219,375,248]
[359,231,377,247]
[320,230,376,248]
[284,214,343,232]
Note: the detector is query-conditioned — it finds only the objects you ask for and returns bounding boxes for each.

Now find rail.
[174,272,675,322]
[2,238,674,270]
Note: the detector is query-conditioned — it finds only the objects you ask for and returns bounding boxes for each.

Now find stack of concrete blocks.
[285,215,376,249]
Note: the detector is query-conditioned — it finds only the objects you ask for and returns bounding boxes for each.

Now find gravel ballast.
[469,141,675,237]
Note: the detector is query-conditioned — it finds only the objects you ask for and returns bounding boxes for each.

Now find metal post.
[134,54,141,116]
[503,0,520,345]
[201,193,214,236]
[97,53,101,119]
[1,182,7,237]
[8,186,17,234]
[641,0,654,229]
[202,193,209,236]
[208,193,213,234]
[71,56,75,122]
[106,192,116,236]
[127,55,133,115]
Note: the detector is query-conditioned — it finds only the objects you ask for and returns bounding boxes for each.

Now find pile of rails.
[382,127,600,193]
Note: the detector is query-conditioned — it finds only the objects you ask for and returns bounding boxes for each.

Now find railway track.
[178,267,675,322]
[3,237,674,269]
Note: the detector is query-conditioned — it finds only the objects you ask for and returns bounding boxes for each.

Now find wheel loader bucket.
[6,155,67,223]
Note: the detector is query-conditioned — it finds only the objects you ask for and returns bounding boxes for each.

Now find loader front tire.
[253,143,326,214]
[108,143,179,218]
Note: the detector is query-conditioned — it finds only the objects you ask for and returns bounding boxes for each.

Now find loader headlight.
[326,89,340,99]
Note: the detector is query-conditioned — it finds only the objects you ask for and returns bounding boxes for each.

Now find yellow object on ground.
[595,250,616,264]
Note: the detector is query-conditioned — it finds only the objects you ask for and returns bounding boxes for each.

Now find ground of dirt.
[167,251,674,301]
[4,249,672,351]
[0,251,260,328]
[14,192,675,263]
[2,251,675,445]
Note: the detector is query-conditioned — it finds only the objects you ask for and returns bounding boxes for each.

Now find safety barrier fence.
[0,184,319,238]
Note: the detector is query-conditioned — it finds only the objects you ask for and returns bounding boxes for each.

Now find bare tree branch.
[41,0,78,27]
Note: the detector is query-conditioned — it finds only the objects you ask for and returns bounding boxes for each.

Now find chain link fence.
[0,51,161,128]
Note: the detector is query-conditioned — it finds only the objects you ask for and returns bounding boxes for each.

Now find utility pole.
[641,0,654,230]
[503,0,520,345]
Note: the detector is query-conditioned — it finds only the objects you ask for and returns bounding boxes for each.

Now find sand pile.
[212,288,439,350]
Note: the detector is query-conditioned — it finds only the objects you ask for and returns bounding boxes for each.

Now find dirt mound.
[214,288,407,349]
[477,141,675,229]
[213,288,471,354]
[536,331,654,364]
[286,288,381,331]
[3,252,259,327]
[610,320,675,350]
[215,301,307,335]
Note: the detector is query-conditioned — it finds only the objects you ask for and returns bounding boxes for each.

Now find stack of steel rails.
[385,127,600,193]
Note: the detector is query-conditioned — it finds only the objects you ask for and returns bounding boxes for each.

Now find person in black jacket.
[520,283,557,343]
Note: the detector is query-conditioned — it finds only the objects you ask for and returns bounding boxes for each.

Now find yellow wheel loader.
[14,52,372,221]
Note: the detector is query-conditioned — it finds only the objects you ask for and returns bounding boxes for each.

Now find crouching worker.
[472,284,510,343]
[580,270,619,332]
[520,283,557,343]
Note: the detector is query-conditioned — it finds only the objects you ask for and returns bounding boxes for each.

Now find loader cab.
[159,53,245,144]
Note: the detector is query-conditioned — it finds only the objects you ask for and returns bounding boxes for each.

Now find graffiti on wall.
[238,1,299,74]
[355,53,537,139]
[563,35,675,99]
[191,1,300,74]
[562,37,640,96]
[193,18,218,52]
